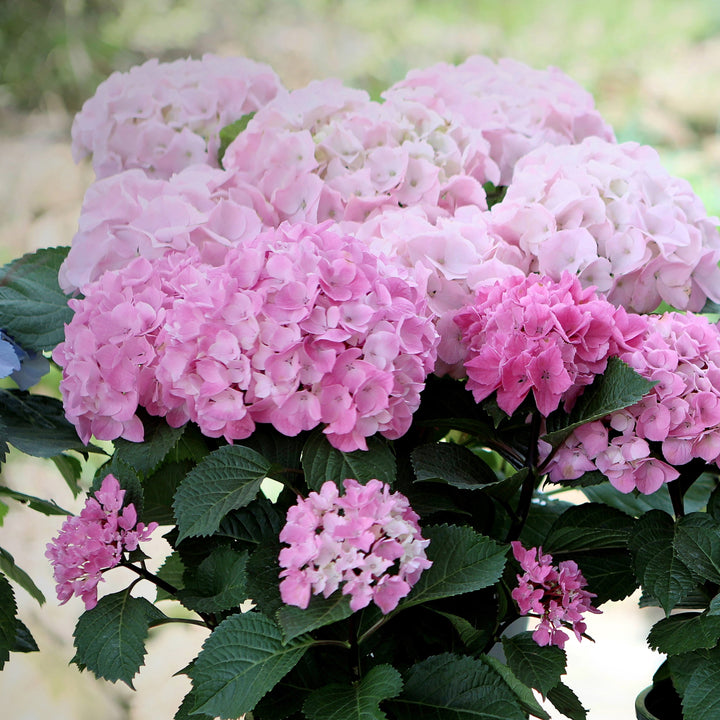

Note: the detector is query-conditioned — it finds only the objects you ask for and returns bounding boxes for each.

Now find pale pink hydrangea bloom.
[511,542,600,649]
[491,137,720,312]
[279,479,432,614]
[45,475,157,610]
[71,54,284,179]
[454,272,647,417]
[384,55,615,186]
[55,222,438,451]
[348,204,526,375]
[543,312,720,494]
[222,77,489,227]
[58,164,266,293]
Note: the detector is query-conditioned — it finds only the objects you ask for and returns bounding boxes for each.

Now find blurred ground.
[1,1,720,718]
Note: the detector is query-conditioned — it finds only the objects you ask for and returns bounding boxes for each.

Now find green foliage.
[0,573,17,670]
[502,632,566,697]
[218,113,256,166]
[411,443,499,489]
[277,593,353,644]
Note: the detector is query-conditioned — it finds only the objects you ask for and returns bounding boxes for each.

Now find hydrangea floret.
[45,474,157,610]
[511,541,600,649]
[0,330,49,390]
[279,479,432,614]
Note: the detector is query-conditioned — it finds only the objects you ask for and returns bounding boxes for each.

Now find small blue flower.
[0,331,50,391]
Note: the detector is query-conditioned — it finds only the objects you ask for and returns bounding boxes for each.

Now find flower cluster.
[544,312,720,493]
[71,54,284,180]
[454,272,647,417]
[490,137,720,312]
[279,479,432,614]
[45,475,157,610]
[511,542,599,649]
[384,55,615,186]
[54,222,438,451]
[0,330,49,390]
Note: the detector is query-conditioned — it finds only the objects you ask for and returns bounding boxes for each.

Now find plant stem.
[120,559,178,596]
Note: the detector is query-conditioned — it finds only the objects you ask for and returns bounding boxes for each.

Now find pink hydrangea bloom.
[454,272,648,417]
[222,78,489,226]
[58,164,265,293]
[384,55,615,186]
[45,475,158,610]
[490,137,720,312]
[543,312,720,494]
[279,479,432,614]
[55,222,438,451]
[511,542,600,649]
[71,54,284,179]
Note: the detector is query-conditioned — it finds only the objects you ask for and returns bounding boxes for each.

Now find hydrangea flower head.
[543,311,720,494]
[454,272,647,417]
[279,479,432,614]
[45,474,158,610]
[511,541,600,649]
[491,137,720,312]
[71,54,284,179]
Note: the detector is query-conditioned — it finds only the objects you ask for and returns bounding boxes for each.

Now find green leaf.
[0,572,17,669]
[502,631,566,696]
[113,418,187,476]
[0,485,71,516]
[155,551,185,602]
[648,612,720,655]
[239,426,306,483]
[680,651,720,720]
[432,609,491,655]
[245,541,284,618]
[0,246,72,351]
[277,593,353,644]
[542,357,655,447]
[173,444,271,541]
[398,525,507,610]
[546,682,587,720]
[302,431,396,492]
[389,652,526,719]
[72,591,166,687]
[629,510,697,615]
[141,459,191,525]
[544,503,634,553]
[0,546,45,604]
[675,513,720,585]
[480,654,551,720]
[303,664,403,720]
[218,112,256,166]
[174,689,215,720]
[188,612,313,718]
[569,549,638,605]
[51,453,83,497]
[0,389,97,457]
[411,443,498,489]
[12,619,39,653]
[178,546,249,614]
[217,494,284,548]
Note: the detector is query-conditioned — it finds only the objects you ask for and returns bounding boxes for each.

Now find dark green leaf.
[173,444,271,541]
[0,485,71,516]
[217,495,285,548]
[12,618,38,653]
[174,689,215,720]
[519,499,574,550]
[544,503,634,554]
[570,549,638,604]
[648,612,720,655]
[303,664,403,720]
[480,654,551,720]
[389,652,526,719]
[240,426,306,483]
[188,612,313,718]
[218,112,256,166]
[630,510,697,614]
[682,656,720,720]
[277,593,353,644]
[51,453,83,497]
[675,513,720,585]
[113,418,187,476]
[503,631,566,696]
[246,541,284,618]
[142,459,193,525]
[302,431,396,492]
[178,546,248,614]
[398,525,507,610]
[72,591,166,687]
[668,646,720,697]
[542,357,655,447]
[411,443,498,489]
[156,551,185,602]
[0,546,45,604]
[0,572,17,669]
[0,246,72,351]
[432,609,491,655]
[546,682,587,720]
[0,389,97,457]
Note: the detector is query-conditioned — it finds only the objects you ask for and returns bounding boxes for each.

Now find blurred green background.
[0,2,719,719]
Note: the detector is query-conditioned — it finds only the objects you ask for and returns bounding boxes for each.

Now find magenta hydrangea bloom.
[511,542,600,649]
[384,55,615,186]
[543,312,720,494]
[279,479,432,614]
[45,475,158,610]
[454,272,647,417]
[490,137,720,312]
[71,54,284,180]
[54,222,438,451]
